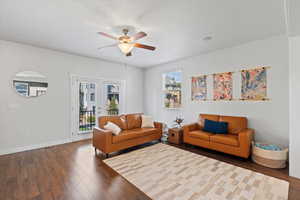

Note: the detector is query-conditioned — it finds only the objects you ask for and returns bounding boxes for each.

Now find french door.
[70,75,125,137]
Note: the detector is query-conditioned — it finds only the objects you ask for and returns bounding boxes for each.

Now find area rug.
[104,143,289,200]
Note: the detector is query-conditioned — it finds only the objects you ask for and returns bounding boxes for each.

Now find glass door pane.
[104,83,120,116]
[79,82,96,133]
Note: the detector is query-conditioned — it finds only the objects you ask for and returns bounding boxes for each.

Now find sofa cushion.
[219,116,247,134]
[112,128,157,143]
[199,114,220,127]
[126,113,142,129]
[99,115,127,130]
[210,134,239,146]
[189,130,214,141]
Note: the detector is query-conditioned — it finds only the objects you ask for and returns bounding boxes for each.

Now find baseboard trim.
[0,133,92,156]
[71,133,93,142]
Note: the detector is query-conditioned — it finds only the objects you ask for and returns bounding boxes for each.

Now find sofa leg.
[94,147,97,155]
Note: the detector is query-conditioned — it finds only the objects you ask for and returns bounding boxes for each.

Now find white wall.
[289,36,300,179]
[144,36,289,147]
[0,40,144,154]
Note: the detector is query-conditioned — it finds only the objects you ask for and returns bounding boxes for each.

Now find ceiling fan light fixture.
[98,27,156,56]
[118,43,134,54]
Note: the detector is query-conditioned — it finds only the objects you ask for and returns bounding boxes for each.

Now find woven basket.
[252,142,288,169]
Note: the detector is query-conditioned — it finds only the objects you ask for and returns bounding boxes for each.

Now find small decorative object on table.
[168,127,183,145]
[252,142,288,169]
[173,116,184,128]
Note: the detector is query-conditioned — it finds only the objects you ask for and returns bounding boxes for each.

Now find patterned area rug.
[104,143,289,200]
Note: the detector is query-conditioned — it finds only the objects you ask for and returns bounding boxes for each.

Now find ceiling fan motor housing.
[122,28,129,35]
[119,36,131,43]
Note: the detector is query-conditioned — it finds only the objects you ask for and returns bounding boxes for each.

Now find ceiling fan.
[98,28,156,56]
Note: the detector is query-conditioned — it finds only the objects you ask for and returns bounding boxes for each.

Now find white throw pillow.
[141,115,154,128]
[104,122,121,135]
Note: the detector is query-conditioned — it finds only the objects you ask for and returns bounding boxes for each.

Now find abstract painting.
[241,68,267,100]
[191,75,207,101]
[163,71,182,108]
[213,72,233,100]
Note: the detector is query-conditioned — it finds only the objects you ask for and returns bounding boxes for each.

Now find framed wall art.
[213,72,233,101]
[191,75,207,101]
[241,67,267,100]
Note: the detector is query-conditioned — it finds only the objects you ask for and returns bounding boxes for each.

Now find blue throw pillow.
[203,119,228,134]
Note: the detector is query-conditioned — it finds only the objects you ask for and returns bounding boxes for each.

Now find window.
[90,93,95,101]
[163,71,182,109]
[90,83,95,89]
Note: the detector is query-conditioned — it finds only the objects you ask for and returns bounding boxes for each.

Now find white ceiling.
[0,0,288,67]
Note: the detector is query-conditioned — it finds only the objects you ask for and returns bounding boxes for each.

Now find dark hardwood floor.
[0,139,300,200]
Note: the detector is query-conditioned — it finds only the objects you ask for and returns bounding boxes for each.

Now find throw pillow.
[141,115,155,128]
[198,117,205,128]
[104,122,121,135]
[203,119,228,134]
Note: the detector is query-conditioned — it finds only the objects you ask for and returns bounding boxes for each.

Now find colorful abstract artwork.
[213,72,233,100]
[241,68,267,100]
[163,71,182,108]
[191,76,207,101]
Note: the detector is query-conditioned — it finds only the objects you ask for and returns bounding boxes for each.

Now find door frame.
[70,74,126,141]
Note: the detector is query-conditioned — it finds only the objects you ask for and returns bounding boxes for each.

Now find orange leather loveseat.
[93,113,163,157]
[183,114,254,158]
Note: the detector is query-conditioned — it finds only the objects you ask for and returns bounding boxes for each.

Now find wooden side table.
[168,127,183,144]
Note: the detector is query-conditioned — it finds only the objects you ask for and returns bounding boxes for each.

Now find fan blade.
[97,43,118,50]
[134,43,156,51]
[126,52,132,57]
[98,32,118,40]
[131,32,147,41]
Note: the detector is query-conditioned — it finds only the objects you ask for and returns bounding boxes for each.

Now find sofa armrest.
[183,123,201,135]
[93,127,113,153]
[154,122,163,136]
[238,128,255,157]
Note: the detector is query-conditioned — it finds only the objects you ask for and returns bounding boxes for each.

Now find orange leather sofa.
[93,113,163,157]
[183,114,254,158]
